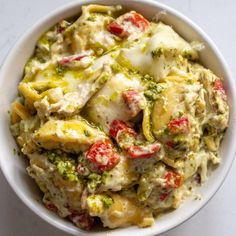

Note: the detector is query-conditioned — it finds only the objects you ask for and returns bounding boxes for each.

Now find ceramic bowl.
[0,0,235,235]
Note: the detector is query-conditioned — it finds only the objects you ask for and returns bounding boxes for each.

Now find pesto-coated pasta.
[10,4,229,231]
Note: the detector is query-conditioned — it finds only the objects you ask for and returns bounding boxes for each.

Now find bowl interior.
[0,0,235,235]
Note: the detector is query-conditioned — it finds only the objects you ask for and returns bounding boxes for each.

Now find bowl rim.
[0,0,235,235]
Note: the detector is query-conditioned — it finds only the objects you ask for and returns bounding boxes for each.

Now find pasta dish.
[10,4,229,230]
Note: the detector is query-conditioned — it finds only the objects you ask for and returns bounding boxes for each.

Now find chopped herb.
[101,195,113,208]
[151,48,164,58]
[57,161,78,182]
[83,129,91,137]
[47,151,79,182]
[87,173,102,192]
[170,48,178,57]
[187,79,194,84]
[194,194,201,200]
[111,63,121,73]
[152,47,179,59]
[110,91,119,101]
[88,173,101,181]
[96,48,104,56]
[142,74,163,100]
[87,14,96,22]
[144,82,164,101]
[182,50,192,60]
[134,140,144,146]
[142,74,155,83]
[101,171,109,184]
[56,64,66,76]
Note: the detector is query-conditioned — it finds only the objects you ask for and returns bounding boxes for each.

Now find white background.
[0,0,235,235]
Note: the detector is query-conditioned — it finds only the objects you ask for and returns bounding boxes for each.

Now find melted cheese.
[92,194,154,228]
[118,22,197,80]
[84,72,143,132]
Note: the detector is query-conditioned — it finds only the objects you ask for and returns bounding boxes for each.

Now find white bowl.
[0,0,235,235]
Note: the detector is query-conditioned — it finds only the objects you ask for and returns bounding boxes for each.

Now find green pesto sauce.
[87,173,102,191]
[47,151,79,182]
[38,36,54,49]
[55,64,67,76]
[182,50,193,60]
[151,47,165,58]
[101,195,113,208]
[89,194,114,210]
[142,74,164,101]
[83,129,91,137]
[151,47,179,58]
[87,14,97,22]
[142,74,155,83]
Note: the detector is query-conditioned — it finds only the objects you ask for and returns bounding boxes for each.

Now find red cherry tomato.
[124,12,149,31]
[44,202,58,213]
[59,54,87,65]
[109,120,137,140]
[127,143,160,158]
[213,79,225,94]
[165,140,175,149]
[86,140,120,172]
[107,21,124,35]
[122,90,144,117]
[168,116,189,134]
[164,171,183,188]
[159,191,171,201]
[107,11,149,37]
[68,210,94,231]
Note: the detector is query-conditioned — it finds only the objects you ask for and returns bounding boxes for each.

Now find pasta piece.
[63,5,120,54]
[108,11,150,40]
[118,22,197,81]
[81,4,120,15]
[138,163,183,211]
[27,152,84,217]
[32,53,115,118]
[11,109,21,124]
[86,193,154,228]
[33,118,107,152]
[18,82,41,109]
[84,72,143,132]
[11,115,40,154]
[142,105,155,142]
[35,66,111,117]
[152,81,185,134]
[196,66,229,130]
[150,75,203,158]
[100,155,138,192]
[11,101,31,124]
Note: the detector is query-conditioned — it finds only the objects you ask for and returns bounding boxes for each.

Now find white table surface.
[0,0,236,235]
